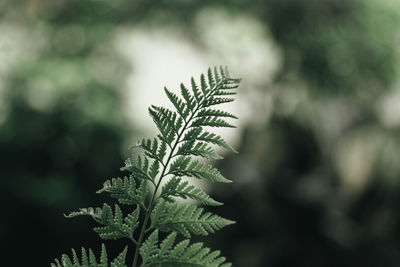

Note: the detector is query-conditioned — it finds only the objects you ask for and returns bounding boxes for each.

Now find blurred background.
[2,0,400,266]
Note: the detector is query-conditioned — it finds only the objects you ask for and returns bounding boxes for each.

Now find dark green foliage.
[51,67,240,266]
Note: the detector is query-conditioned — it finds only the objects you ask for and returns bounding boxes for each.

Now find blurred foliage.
[2,0,400,266]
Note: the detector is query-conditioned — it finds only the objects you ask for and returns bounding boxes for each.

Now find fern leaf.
[207,67,216,88]
[65,203,140,240]
[139,229,159,263]
[200,73,209,96]
[51,245,127,267]
[150,105,183,136]
[169,156,231,183]
[191,77,203,103]
[140,230,231,267]
[150,201,235,238]
[197,108,238,119]
[110,247,128,267]
[148,160,160,180]
[135,138,166,163]
[202,97,235,108]
[100,244,108,266]
[177,140,222,159]
[213,66,221,83]
[148,106,178,145]
[96,176,147,206]
[180,83,196,112]
[182,127,202,141]
[122,205,140,237]
[191,117,235,128]
[160,176,222,206]
[121,156,153,183]
[196,131,238,153]
[164,87,190,120]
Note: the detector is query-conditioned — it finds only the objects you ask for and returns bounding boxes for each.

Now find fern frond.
[200,73,209,96]
[121,156,155,185]
[164,87,190,120]
[52,66,240,267]
[150,201,235,238]
[196,131,238,153]
[135,138,166,165]
[191,77,203,103]
[64,203,140,241]
[207,68,216,89]
[190,116,235,128]
[96,176,148,206]
[140,230,231,267]
[176,140,222,159]
[180,83,196,112]
[169,156,231,183]
[51,244,127,267]
[160,176,222,206]
[197,108,238,119]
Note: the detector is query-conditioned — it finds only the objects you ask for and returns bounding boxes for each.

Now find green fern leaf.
[150,201,235,238]
[176,140,222,159]
[202,97,235,109]
[190,116,235,128]
[160,176,222,206]
[164,87,190,120]
[207,67,216,89]
[148,106,177,145]
[197,108,238,119]
[139,229,159,263]
[51,245,127,267]
[140,230,231,267]
[100,244,108,266]
[200,73,209,96]
[121,155,153,183]
[135,138,165,163]
[191,77,203,103]
[65,203,140,241]
[110,247,128,267]
[169,156,231,183]
[213,66,221,83]
[96,176,147,206]
[180,83,196,112]
[122,205,140,237]
[196,131,238,153]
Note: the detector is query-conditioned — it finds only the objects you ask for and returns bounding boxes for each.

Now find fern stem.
[131,79,225,267]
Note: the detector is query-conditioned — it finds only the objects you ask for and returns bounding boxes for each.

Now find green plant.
[51,66,241,267]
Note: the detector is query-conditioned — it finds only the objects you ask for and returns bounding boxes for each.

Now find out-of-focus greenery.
[2,0,400,266]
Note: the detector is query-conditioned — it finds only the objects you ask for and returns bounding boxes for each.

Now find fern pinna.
[51,66,241,267]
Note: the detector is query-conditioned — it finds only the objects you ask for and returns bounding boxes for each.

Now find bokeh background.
[2,0,400,266]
